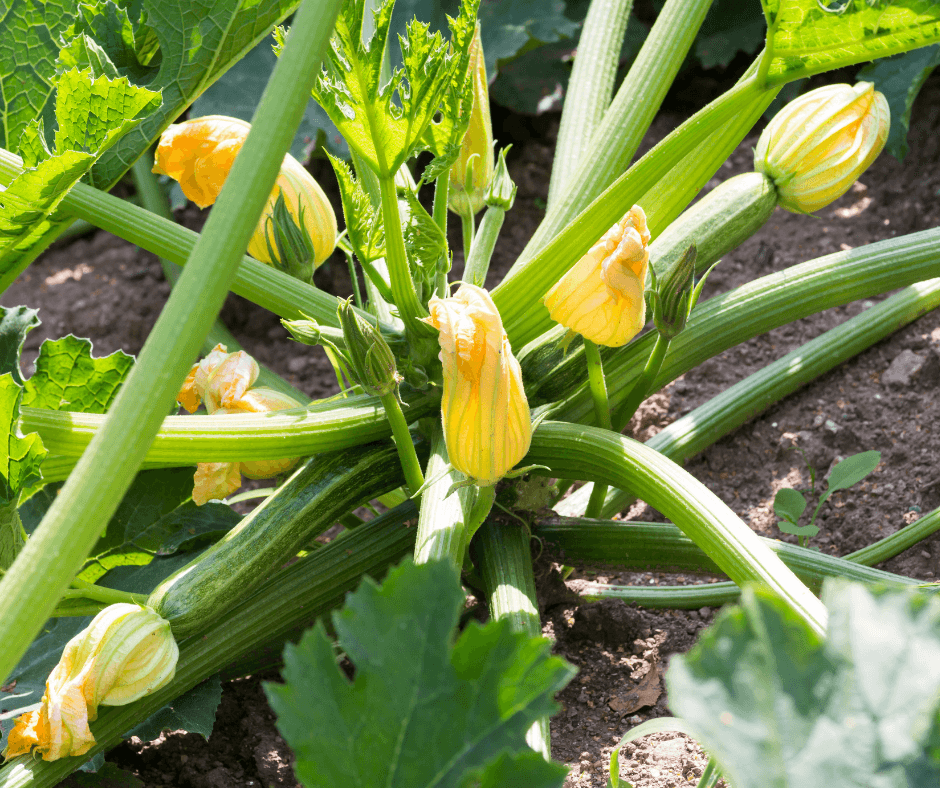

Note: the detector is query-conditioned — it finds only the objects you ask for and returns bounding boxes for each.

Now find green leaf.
[0,0,77,151]
[667,581,940,788]
[772,486,807,524]
[402,188,448,292]
[775,519,820,538]
[823,449,881,497]
[265,559,575,787]
[327,152,384,263]
[459,751,568,788]
[64,762,145,787]
[22,335,133,413]
[0,305,40,384]
[696,0,767,69]
[858,44,940,160]
[0,374,45,505]
[127,675,223,742]
[478,0,579,77]
[75,467,239,583]
[192,36,349,162]
[762,0,940,85]
[57,1,151,82]
[308,0,477,176]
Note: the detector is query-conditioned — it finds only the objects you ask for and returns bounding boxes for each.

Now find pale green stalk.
[462,204,506,287]
[528,422,827,634]
[548,0,634,209]
[477,521,550,758]
[61,579,148,607]
[611,332,670,432]
[0,0,343,684]
[583,339,612,519]
[414,428,470,568]
[379,392,425,496]
[461,210,475,262]
[513,0,713,274]
[432,170,450,295]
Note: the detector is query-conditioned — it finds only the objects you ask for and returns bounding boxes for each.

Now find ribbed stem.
[612,332,670,432]
[0,0,343,685]
[520,0,713,271]
[583,339,612,518]
[462,206,505,287]
[527,422,827,634]
[433,171,450,296]
[476,521,549,758]
[414,428,470,568]
[461,210,475,263]
[548,0,635,208]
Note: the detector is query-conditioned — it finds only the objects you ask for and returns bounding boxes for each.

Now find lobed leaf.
[668,581,940,788]
[22,335,133,414]
[0,304,40,384]
[762,0,940,84]
[266,559,575,787]
[0,374,45,506]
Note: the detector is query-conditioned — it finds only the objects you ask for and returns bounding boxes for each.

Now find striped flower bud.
[337,298,402,398]
[543,205,651,347]
[424,284,531,487]
[448,25,494,218]
[754,82,889,214]
[153,116,337,277]
[3,604,178,761]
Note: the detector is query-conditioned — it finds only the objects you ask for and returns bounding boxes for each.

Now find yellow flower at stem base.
[3,604,178,762]
[424,284,531,487]
[543,205,651,347]
[153,115,337,275]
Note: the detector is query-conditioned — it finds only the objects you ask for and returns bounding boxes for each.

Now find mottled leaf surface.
[266,560,575,788]
[0,304,40,384]
[668,581,940,788]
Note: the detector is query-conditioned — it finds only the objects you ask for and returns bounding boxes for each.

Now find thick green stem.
[512,0,714,274]
[414,428,470,568]
[461,210,475,263]
[0,0,343,685]
[583,339,612,519]
[612,332,670,432]
[548,0,635,208]
[380,392,425,496]
[378,175,433,337]
[476,521,549,758]
[462,206,505,287]
[527,422,827,634]
[432,171,450,296]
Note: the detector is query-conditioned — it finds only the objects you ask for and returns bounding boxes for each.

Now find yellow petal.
[193,462,243,506]
[2,709,44,760]
[427,284,531,486]
[543,205,650,347]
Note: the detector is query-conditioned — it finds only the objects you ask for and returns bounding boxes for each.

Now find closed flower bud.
[448,25,494,218]
[543,206,651,347]
[337,298,402,398]
[153,116,337,275]
[754,82,889,214]
[424,284,531,486]
[651,244,697,340]
[3,604,178,761]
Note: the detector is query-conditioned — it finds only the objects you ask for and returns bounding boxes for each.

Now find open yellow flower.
[177,346,303,504]
[424,284,530,486]
[754,82,890,214]
[543,205,651,347]
[153,115,337,273]
[3,604,178,762]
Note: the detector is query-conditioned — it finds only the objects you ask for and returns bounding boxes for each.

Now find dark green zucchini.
[148,440,416,638]
[518,171,778,407]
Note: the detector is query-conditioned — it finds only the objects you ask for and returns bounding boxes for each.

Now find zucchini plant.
[1,0,940,785]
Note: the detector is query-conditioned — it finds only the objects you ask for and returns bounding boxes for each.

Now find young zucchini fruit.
[518,171,777,407]
[148,441,411,639]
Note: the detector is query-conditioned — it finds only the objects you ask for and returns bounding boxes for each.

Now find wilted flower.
[424,284,531,486]
[153,116,337,276]
[177,346,303,504]
[448,24,494,218]
[754,82,890,214]
[3,604,178,761]
[542,205,651,347]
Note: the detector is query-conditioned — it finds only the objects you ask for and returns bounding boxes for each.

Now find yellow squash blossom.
[754,82,890,214]
[448,24,495,218]
[3,604,178,762]
[153,115,337,272]
[178,345,302,504]
[424,284,530,486]
[543,205,651,347]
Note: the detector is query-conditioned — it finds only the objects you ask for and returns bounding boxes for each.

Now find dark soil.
[7,68,940,788]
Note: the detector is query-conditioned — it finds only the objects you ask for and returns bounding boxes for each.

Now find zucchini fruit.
[518,171,778,407]
[148,440,413,638]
